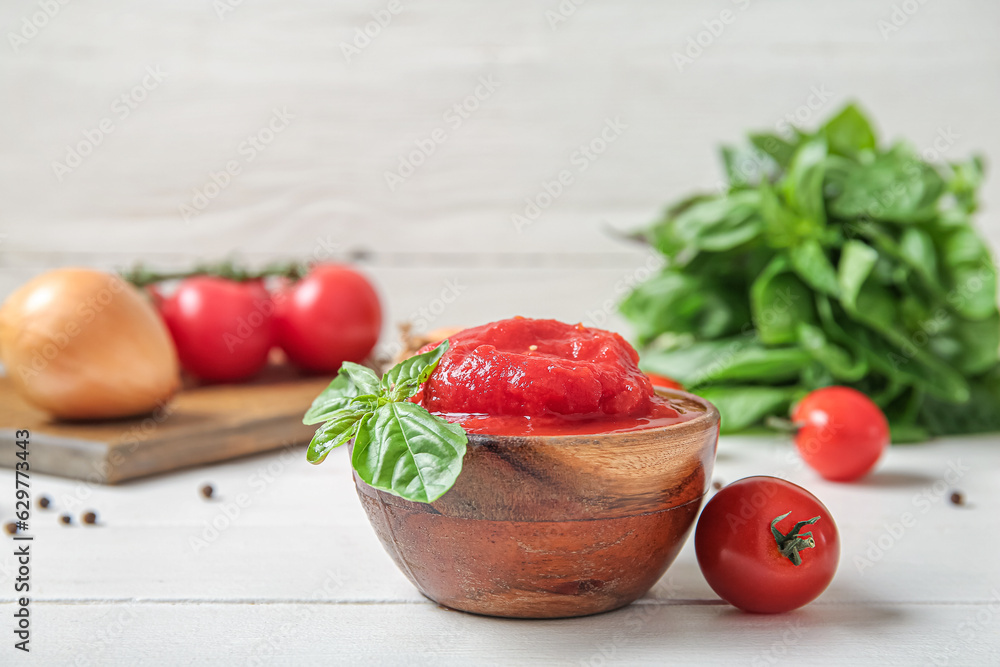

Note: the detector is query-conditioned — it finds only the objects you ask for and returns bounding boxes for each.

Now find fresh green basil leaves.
[624,103,1000,440]
[303,340,468,503]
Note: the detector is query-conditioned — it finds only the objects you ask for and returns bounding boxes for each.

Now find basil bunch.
[303,341,468,502]
[622,104,999,441]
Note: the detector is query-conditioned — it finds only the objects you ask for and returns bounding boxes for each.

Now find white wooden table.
[2,0,1000,663]
[2,433,997,665]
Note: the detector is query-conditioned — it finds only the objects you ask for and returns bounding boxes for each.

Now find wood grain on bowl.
[353,389,720,618]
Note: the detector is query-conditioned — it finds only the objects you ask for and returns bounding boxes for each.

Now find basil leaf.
[782,138,828,225]
[751,256,816,345]
[351,402,467,504]
[834,243,969,402]
[797,322,867,381]
[303,371,361,425]
[750,132,797,169]
[673,190,763,252]
[641,339,809,388]
[339,362,381,396]
[838,240,879,306]
[381,339,449,399]
[919,367,1000,435]
[829,147,944,223]
[789,239,840,297]
[721,145,778,189]
[619,271,745,346]
[940,227,997,320]
[952,314,1000,375]
[305,339,471,503]
[695,385,801,433]
[307,410,366,464]
[947,155,985,213]
[759,181,821,248]
[899,227,940,285]
[819,103,876,157]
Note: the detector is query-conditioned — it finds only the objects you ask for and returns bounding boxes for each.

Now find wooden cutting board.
[0,366,332,484]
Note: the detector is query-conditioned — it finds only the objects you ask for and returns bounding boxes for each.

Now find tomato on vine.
[274,265,381,374]
[695,476,839,613]
[160,276,274,382]
[791,386,889,482]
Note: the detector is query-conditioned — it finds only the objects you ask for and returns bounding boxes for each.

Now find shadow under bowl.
[353,389,720,619]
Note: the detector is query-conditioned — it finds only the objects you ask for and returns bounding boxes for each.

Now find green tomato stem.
[121,259,309,287]
[771,511,820,566]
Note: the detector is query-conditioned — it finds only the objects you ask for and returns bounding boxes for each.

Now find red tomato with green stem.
[274,265,381,374]
[160,276,275,382]
[792,386,889,482]
[695,476,839,613]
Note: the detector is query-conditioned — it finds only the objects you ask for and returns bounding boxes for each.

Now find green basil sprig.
[303,340,468,503]
[622,103,1000,442]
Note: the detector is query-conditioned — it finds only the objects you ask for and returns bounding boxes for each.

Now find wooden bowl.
[352,389,720,618]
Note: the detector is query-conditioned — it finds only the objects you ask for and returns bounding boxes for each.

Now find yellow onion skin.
[0,268,180,420]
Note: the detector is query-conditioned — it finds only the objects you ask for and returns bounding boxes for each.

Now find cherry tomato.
[695,476,839,613]
[791,386,889,482]
[645,372,683,391]
[274,265,381,374]
[160,277,274,382]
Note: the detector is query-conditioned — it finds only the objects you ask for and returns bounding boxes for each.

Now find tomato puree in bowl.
[415,317,701,436]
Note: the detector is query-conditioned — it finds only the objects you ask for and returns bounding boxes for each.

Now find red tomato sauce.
[443,395,699,436]
[415,317,699,436]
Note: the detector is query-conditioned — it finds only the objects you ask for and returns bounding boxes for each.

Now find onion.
[0,268,180,420]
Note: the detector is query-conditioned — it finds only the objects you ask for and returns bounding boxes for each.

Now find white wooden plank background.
[2,0,1000,664]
